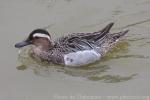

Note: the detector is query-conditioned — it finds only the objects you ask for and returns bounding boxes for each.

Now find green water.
[0,0,150,100]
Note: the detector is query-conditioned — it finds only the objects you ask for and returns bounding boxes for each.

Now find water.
[0,0,150,100]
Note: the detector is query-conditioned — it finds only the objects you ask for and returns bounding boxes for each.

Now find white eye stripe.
[33,33,50,40]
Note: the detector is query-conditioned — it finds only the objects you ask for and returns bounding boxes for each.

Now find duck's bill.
[15,40,31,48]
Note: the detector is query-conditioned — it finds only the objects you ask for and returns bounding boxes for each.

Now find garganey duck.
[15,23,129,67]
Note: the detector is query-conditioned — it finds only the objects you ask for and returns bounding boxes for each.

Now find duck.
[15,22,129,67]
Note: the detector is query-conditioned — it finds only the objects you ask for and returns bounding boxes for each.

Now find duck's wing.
[54,36,94,53]
[71,22,114,41]
[55,22,114,43]
[54,23,114,52]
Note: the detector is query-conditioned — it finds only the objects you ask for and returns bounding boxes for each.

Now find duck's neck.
[32,45,51,61]
[32,44,64,64]
[32,42,53,58]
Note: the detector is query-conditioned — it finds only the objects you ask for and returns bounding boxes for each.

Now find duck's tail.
[93,22,114,41]
[100,22,114,33]
[112,30,129,40]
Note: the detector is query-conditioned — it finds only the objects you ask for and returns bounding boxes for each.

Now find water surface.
[0,0,150,100]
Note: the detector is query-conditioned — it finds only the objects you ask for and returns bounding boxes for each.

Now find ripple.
[88,74,137,83]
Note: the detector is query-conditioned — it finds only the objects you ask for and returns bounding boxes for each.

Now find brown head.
[15,29,53,50]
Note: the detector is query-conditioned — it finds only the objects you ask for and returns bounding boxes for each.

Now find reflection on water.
[88,74,137,83]
[16,39,149,82]
[100,41,129,62]
[64,65,110,77]
[128,37,150,42]
[17,65,27,70]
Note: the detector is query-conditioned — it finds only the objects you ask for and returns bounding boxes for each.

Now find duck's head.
[15,29,53,49]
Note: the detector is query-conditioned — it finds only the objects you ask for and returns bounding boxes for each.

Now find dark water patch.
[128,37,150,42]
[64,65,110,77]
[127,37,150,47]
[16,65,28,70]
[138,41,150,47]
[112,55,149,59]
[147,41,150,43]
[88,74,137,83]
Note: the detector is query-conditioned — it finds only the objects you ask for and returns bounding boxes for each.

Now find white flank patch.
[33,33,50,40]
[64,50,101,66]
